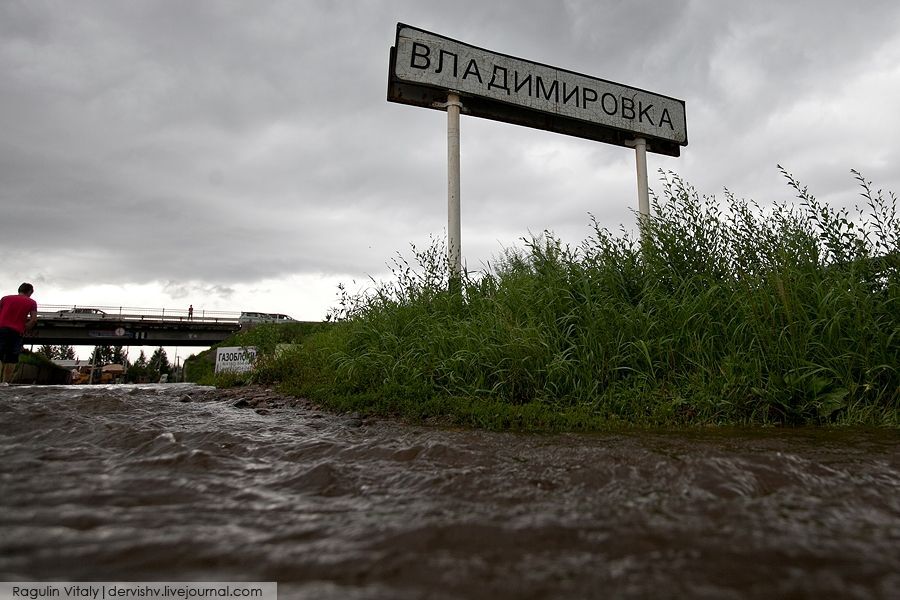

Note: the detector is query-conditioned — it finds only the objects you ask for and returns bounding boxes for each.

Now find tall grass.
[268,169,899,429]
[184,321,332,386]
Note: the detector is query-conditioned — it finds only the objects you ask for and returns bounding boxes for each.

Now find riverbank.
[185,384,312,410]
[193,171,899,431]
[185,384,365,425]
[5,350,72,385]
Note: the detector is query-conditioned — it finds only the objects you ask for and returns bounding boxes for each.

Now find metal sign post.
[447,92,462,281]
[627,137,651,234]
[387,23,687,276]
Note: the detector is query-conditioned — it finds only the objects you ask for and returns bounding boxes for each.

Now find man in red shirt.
[0,282,38,384]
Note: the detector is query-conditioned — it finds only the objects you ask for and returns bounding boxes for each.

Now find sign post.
[387,23,687,271]
[447,92,462,280]
[626,137,651,232]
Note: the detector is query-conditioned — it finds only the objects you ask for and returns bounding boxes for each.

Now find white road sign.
[215,346,257,374]
[389,23,687,155]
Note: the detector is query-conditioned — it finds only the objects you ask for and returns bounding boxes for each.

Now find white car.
[239,312,296,325]
[56,307,107,319]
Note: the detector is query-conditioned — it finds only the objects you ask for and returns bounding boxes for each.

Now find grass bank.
[223,169,899,431]
[183,321,333,386]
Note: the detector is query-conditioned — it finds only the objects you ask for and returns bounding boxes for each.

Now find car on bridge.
[239,311,296,325]
[56,307,107,318]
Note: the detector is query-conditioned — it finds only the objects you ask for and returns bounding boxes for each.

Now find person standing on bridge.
[0,282,38,384]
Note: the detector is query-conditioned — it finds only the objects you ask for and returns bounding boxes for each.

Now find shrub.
[264,170,900,429]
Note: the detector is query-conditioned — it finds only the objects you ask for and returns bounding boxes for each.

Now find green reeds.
[269,169,899,429]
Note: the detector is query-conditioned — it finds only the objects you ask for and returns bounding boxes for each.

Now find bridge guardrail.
[37,304,242,324]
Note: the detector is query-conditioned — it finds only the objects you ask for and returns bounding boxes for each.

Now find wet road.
[1,384,898,599]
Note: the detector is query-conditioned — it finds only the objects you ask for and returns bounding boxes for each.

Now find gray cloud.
[2,0,899,312]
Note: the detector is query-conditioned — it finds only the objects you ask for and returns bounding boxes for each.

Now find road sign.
[388,23,687,156]
[215,346,257,374]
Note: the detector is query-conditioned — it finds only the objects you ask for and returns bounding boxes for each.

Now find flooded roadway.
[1,384,898,599]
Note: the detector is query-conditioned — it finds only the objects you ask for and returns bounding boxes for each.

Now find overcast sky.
[3,0,900,326]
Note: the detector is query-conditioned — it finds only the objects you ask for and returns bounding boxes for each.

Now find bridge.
[28,305,242,347]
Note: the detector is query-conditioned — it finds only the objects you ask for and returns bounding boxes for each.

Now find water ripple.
[1,384,898,599]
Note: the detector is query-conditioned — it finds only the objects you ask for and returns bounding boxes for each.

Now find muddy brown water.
[1,384,898,599]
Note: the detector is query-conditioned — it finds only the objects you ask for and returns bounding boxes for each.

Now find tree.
[90,345,115,365]
[127,350,150,383]
[36,345,77,360]
[37,345,57,359]
[149,347,170,377]
[110,346,130,367]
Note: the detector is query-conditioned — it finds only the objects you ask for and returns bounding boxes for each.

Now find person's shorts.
[0,327,24,363]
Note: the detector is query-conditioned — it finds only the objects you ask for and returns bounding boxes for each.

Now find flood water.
[1,384,898,599]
